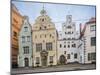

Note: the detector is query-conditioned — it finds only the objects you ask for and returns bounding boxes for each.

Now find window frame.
[74,53,77,59]
[23,46,29,54]
[91,37,96,46]
[67,54,70,59]
[90,25,96,31]
[36,43,42,52]
[46,42,52,51]
[24,27,28,32]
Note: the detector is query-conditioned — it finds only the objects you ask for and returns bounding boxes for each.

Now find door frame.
[24,58,29,67]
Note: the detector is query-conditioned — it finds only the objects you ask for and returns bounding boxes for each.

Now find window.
[91,37,96,46]
[27,36,30,42]
[90,25,96,31]
[72,44,73,47]
[67,54,70,59]
[22,36,25,43]
[91,53,96,60]
[50,56,53,62]
[36,57,40,64]
[88,52,96,61]
[60,44,62,48]
[36,43,42,52]
[24,27,28,32]
[74,44,76,47]
[64,51,66,54]
[23,46,29,54]
[74,53,77,59]
[13,31,17,37]
[46,42,52,50]
[72,44,76,48]
[68,32,71,34]
[88,53,91,61]
[68,45,70,48]
[64,45,66,48]
[67,26,72,28]
[50,34,52,37]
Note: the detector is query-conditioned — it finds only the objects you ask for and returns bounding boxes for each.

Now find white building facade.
[57,15,80,64]
[18,16,33,67]
[82,18,96,64]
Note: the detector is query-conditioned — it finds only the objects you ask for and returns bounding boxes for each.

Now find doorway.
[24,58,29,67]
[41,56,47,66]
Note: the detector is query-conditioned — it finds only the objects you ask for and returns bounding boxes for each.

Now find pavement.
[11,64,96,74]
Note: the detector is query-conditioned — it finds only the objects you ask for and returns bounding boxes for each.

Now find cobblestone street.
[11,64,96,74]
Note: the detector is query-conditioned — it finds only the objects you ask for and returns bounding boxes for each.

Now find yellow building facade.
[32,8,57,67]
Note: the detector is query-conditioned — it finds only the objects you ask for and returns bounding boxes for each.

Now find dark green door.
[24,58,29,67]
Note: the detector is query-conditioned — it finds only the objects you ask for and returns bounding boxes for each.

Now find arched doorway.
[59,55,66,65]
[24,58,29,67]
